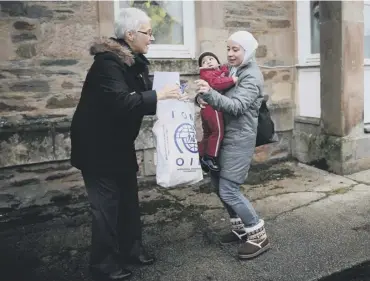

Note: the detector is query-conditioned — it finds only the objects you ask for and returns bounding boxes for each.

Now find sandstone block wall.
[0,1,295,178]
[196,1,295,109]
[0,1,97,167]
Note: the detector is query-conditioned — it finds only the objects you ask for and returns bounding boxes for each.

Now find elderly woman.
[195,31,270,259]
[70,7,183,281]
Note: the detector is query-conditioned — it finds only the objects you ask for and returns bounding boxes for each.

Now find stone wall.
[0,1,295,178]
[195,0,295,163]
[292,117,370,175]
[0,1,98,167]
[196,1,295,111]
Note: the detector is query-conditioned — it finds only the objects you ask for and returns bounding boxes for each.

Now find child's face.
[201,56,219,68]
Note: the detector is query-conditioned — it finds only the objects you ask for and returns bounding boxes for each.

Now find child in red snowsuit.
[196,52,237,172]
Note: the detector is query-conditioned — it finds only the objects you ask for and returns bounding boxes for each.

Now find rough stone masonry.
[1,1,294,180]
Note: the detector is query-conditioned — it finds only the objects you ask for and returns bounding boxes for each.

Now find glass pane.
[118,0,184,45]
[364,3,370,58]
[310,0,320,54]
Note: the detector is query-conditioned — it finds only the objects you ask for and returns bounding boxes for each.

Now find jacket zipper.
[139,74,147,90]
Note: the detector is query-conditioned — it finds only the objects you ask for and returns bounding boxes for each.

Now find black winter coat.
[70,37,157,175]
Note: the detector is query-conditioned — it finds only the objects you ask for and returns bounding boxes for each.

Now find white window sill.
[296,64,320,69]
[145,45,195,59]
[297,58,370,68]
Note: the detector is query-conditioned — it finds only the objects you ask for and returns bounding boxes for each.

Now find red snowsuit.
[198,65,235,157]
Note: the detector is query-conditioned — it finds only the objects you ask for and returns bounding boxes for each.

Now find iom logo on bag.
[174,123,198,154]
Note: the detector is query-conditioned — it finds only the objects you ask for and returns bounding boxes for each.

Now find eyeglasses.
[137,30,154,37]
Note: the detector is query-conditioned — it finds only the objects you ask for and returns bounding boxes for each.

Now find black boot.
[200,155,210,173]
[125,240,155,266]
[201,155,220,172]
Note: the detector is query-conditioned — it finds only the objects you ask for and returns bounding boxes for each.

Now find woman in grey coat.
[195,31,270,259]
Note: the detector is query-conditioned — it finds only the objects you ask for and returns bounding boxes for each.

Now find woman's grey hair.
[114,8,151,39]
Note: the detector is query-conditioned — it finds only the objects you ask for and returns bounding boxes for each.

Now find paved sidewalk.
[1,161,370,281]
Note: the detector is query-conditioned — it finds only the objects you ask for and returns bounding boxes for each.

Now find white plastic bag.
[152,72,203,188]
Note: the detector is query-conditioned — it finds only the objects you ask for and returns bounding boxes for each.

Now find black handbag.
[256,99,277,147]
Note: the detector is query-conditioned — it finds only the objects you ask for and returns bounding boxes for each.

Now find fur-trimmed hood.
[89,37,135,66]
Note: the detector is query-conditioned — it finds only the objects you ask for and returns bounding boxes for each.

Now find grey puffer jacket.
[201,61,264,184]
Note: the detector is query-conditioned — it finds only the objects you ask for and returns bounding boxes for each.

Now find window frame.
[113,0,196,59]
[296,0,320,67]
[365,1,370,65]
[297,0,370,66]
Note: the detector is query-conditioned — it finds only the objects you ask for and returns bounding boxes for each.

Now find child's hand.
[232,77,238,83]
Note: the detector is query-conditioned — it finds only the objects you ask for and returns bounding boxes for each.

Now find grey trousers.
[211,172,259,227]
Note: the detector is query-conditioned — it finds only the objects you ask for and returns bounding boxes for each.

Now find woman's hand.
[197,96,208,108]
[157,84,181,100]
[194,79,211,95]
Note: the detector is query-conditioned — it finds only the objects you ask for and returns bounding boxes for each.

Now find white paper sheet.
[152,71,180,91]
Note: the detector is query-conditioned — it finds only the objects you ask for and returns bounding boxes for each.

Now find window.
[296,0,320,66]
[297,1,370,122]
[365,1,370,60]
[311,1,320,54]
[114,0,196,59]
[297,0,370,65]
